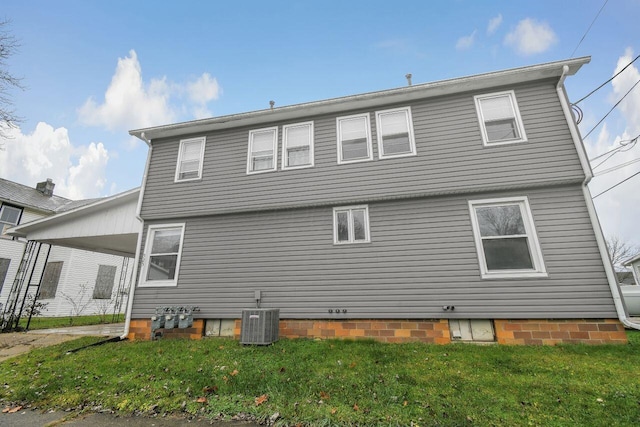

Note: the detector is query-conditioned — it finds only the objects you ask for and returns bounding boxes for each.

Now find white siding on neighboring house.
[20,208,47,224]
[37,247,133,317]
[0,239,27,307]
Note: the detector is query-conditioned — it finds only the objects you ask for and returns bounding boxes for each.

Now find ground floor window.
[38,261,64,299]
[333,205,370,244]
[469,197,546,279]
[93,264,117,299]
[141,224,185,287]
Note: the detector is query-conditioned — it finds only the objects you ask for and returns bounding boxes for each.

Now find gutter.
[556,65,640,330]
[121,132,152,340]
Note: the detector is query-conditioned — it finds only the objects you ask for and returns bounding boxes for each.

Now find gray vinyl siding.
[140,80,586,220]
[131,184,617,320]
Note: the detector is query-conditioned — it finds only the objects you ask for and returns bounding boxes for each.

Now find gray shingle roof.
[0,178,80,213]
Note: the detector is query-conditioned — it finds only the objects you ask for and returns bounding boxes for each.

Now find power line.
[590,138,638,170]
[593,169,640,198]
[573,54,640,105]
[589,135,639,161]
[570,0,609,58]
[594,157,640,176]
[582,78,640,140]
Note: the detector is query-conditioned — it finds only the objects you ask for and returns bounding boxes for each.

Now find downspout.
[121,132,152,339]
[556,66,640,329]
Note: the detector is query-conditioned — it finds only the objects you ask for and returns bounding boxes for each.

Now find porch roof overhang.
[7,188,141,257]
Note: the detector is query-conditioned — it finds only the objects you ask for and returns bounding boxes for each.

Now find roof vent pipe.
[269,100,275,110]
[405,73,412,86]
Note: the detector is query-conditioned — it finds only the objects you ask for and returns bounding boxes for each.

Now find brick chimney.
[36,178,55,197]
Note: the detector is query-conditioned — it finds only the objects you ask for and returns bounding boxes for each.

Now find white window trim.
[247,127,278,174]
[336,113,373,164]
[0,204,22,239]
[474,90,528,146]
[282,121,314,170]
[333,205,371,245]
[468,196,546,279]
[174,137,206,182]
[140,223,186,287]
[375,106,417,159]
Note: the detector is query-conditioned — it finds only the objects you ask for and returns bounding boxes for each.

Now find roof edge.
[130,56,591,141]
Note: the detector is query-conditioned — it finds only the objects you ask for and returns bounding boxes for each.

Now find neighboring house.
[124,56,632,345]
[624,254,640,286]
[0,178,133,322]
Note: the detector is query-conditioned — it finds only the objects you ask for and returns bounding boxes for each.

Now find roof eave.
[7,187,140,237]
[129,56,590,142]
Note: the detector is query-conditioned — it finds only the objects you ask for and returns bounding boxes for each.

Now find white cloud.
[585,49,640,246]
[78,50,175,131]
[504,18,557,55]
[187,73,221,119]
[456,30,477,50]
[0,122,109,199]
[487,14,502,35]
[78,50,221,131]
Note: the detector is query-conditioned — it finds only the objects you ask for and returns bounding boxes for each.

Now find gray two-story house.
[125,57,633,344]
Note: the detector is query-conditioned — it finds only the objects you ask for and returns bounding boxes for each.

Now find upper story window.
[175,137,206,182]
[336,113,373,164]
[282,122,314,170]
[375,107,416,158]
[474,91,527,146]
[333,205,371,244]
[0,204,22,239]
[247,127,278,174]
[141,224,185,287]
[469,197,546,279]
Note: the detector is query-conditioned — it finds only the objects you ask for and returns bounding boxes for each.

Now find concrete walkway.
[0,323,124,363]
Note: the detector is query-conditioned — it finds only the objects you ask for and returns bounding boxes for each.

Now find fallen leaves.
[196,397,207,404]
[320,391,330,401]
[255,394,269,406]
[203,385,218,394]
[230,369,239,377]
[3,406,23,413]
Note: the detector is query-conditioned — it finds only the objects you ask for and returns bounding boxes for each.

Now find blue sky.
[1,0,639,247]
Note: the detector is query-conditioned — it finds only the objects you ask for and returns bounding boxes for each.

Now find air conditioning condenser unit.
[240,308,280,345]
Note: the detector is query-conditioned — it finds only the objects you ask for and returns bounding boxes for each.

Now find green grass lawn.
[2,331,640,426]
[17,314,125,330]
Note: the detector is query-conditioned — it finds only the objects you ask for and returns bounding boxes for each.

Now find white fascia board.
[624,253,640,266]
[130,57,591,142]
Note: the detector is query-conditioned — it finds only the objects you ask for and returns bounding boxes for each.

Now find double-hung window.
[336,113,373,164]
[0,204,22,238]
[282,122,314,169]
[333,205,370,244]
[175,137,206,182]
[141,224,185,287]
[375,107,416,158]
[247,127,278,174]
[469,197,546,279]
[474,91,527,146]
